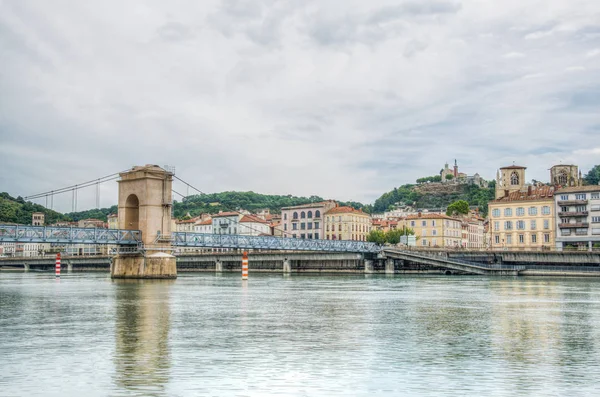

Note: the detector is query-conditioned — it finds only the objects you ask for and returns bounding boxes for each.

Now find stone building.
[399,213,463,248]
[489,182,556,250]
[550,164,581,187]
[280,201,337,239]
[238,214,271,236]
[495,165,527,199]
[32,212,45,226]
[324,206,371,241]
[554,185,600,251]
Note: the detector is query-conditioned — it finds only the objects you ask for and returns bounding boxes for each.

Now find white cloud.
[1,0,600,212]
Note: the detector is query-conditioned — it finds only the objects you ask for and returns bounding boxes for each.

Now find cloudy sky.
[1,0,599,212]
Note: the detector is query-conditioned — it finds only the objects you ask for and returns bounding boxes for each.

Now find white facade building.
[554,185,600,251]
[212,212,242,235]
[238,214,271,236]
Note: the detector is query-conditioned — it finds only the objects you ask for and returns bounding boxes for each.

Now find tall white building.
[554,185,600,251]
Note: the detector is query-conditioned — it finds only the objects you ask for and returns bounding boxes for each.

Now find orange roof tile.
[494,185,554,202]
[240,214,269,224]
[212,212,240,218]
[324,206,368,215]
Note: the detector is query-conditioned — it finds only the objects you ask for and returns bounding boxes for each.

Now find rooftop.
[493,185,555,202]
[281,200,337,210]
[500,165,527,170]
[240,214,269,224]
[555,185,600,194]
[212,211,240,218]
[324,206,368,215]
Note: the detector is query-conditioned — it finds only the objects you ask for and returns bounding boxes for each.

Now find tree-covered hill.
[0,192,70,224]
[372,182,496,216]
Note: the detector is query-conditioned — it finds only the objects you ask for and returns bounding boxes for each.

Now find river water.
[1,272,599,397]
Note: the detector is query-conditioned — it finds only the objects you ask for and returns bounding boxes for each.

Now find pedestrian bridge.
[0,225,380,253]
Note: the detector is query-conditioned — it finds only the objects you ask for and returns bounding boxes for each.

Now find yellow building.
[325,206,371,241]
[488,185,555,250]
[399,213,463,248]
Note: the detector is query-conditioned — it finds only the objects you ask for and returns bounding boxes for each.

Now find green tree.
[584,165,600,185]
[385,229,403,245]
[445,174,454,180]
[366,229,387,245]
[397,225,415,236]
[446,200,470,216]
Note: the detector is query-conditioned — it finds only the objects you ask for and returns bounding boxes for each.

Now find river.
[1,272,599,396]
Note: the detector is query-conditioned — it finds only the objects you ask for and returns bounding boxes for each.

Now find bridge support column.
[385,259,394,275]
[111,253,177,279]
[283,258,291,274]
[364,259,374,274]
[67,261,73,273]
[215,259,223,272]
[23,263,29,272]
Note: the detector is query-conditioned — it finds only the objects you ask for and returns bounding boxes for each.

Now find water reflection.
[114,279,173,396]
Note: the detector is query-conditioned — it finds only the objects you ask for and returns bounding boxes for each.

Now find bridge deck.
[0,225,141,245]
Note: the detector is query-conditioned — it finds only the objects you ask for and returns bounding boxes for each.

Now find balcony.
[558,222,589,229]
[557,200,588,206]
[575,231,589,236]
[558,211,588,217]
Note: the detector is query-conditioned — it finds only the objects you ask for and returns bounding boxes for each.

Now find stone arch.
[557,170,568,186]
[124,194,139,230]
[510,171,519,186]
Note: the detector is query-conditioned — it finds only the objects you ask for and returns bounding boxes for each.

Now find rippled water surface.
[1,272,600,396]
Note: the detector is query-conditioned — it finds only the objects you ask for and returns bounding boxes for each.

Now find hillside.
[372,182,496,216]
[0,192,70,225]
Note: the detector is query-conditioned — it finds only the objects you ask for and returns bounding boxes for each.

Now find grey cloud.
[156,22,195,42]
[368,1,462,24]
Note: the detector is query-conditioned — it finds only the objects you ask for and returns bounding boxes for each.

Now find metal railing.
[0,225,141,245]
[172,232,380,253]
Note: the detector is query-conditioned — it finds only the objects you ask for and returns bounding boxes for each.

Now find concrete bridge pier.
[283,258,291,274]
[385,259,394,275]
[23,263,29,272]
[215,259,223,272]
[67,261,73,273]
[364,259,374,274]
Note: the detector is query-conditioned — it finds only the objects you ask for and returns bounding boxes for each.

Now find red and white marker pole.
[242,251,248,280]
[55,253,61,277]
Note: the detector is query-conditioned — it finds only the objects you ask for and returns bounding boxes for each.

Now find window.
[592,228,600,235]
[422,220,427,226]
[542,206,550,215]
[495,236,500,244]
[510,171,519,185]
[560,195,569,201]
[300,234,305,239]
[308,233,313,239]
[307,211,313,218]
[505,221,513,230]
[528,207,538,216]
[531,234,537,243]
[494,221,500,231]
[492,209,500,217]
[411,221,415,227]
[592,217,600,223]
[293,212,298,220]
[543,219,549,229]
[314,222,320,229]
[432,220,436,227]
[315,210,321,218]
[557,171,568,186]
[422,239,428,246]
[292,223,297,230]
[315,233,319,239]
[338,234,342,240]
[301,211,306,219]
[339,224,342,231]
[308,222,313,230]
[284,224,288,231]
[506,235,512,244]
[516,220,525,230]
[576,194,587,200]
[284,213,287,220]
[423,230,427,236]
[300,223,306,230]
[519,234,524,243]
[592,193,599,200]
[577,205,586,212]
[560,206,568,213]
[432,230,437,236]
[516,207,525,216]
[544,234,550,243]
[530,220,537,230]
[592,205,600,211]
[504,208,513,217]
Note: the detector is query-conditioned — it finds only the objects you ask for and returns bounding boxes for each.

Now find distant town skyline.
[2,0,599,211]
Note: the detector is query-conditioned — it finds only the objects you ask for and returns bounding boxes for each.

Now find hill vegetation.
[0,193,69,224]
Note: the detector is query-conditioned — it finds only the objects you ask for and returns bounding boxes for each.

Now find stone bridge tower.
[111,165,177,279]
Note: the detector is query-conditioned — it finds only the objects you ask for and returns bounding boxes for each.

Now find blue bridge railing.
[172,232,380,253]
[0,225,141,245]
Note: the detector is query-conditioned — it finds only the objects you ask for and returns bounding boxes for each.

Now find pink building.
[280,201,337,240]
